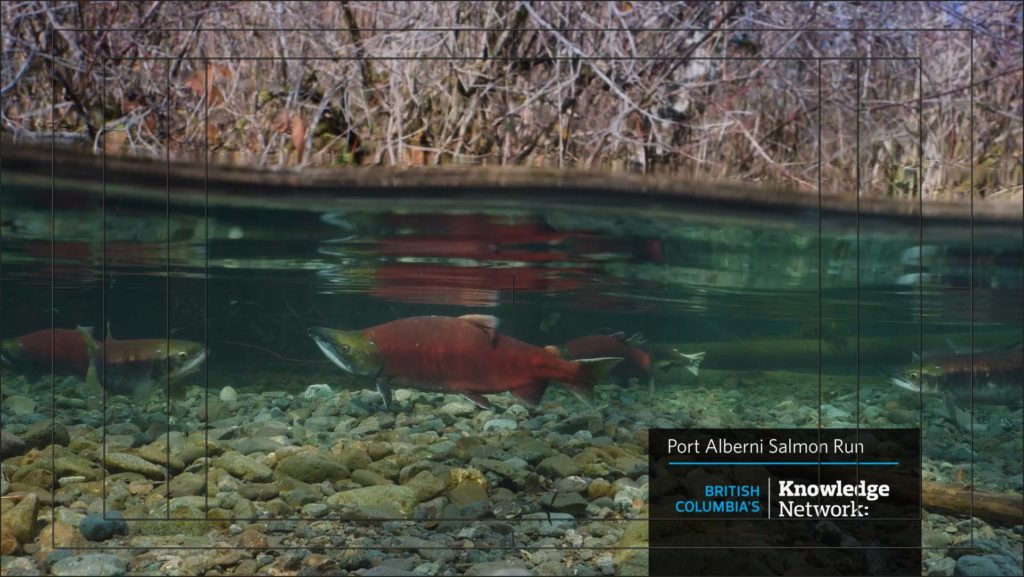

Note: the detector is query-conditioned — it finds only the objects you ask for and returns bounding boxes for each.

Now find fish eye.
[178,351,187,359]
[341,345,351,354]
[909,371,918,379]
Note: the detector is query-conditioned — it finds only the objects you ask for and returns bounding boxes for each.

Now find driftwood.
[922,480,1023,526]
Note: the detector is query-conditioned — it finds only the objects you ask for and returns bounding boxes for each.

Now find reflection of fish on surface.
[17,240,96,282]
[0,327,92,379]
[309,315,621,411]
[78,325,207,404]
[330,212,664,308]
[552,334,704,394]
[370,263,587,307]
[373,213,664,264]
[891,343,1022,429]
[539,312,561,333]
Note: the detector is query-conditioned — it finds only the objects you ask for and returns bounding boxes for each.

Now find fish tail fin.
[568,357,622,393]
[677,351,705,376]
[510,380,549,406]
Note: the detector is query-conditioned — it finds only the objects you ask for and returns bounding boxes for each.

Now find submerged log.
[922,480,1023,526]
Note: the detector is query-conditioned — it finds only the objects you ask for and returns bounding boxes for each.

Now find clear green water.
[1,161,1021,573]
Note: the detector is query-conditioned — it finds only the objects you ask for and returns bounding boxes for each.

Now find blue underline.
[667,461,900,466]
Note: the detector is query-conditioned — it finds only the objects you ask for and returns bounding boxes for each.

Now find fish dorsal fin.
[544,345,562,357]
[610,331,626,340]
[459,315,499,347]
[459,314,498,331]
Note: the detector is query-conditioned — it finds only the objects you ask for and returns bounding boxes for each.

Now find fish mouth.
[890,376,922,394]
[0,350,14,371]
[308,328,354,374]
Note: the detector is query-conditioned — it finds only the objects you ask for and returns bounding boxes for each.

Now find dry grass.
[1,1,1021,200]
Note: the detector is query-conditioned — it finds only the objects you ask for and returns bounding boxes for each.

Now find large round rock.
[79,512,128,542]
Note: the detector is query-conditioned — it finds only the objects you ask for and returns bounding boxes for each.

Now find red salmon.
[552,333,704,393]
[1,328,92,378]
[309,315,620,409]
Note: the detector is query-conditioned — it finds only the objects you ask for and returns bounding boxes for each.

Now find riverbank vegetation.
[1,1,1021,199]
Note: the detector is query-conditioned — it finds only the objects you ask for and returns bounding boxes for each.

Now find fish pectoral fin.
[942,392,970,430]
[626,332,646,345]
[462,392,492,409]
[458,315,500,347]
[375,377,393,411]
[132,381,158,407]
[571,357,622,392]
[169,381,189,401]
[510,380,548,406]
[568,388,594,408]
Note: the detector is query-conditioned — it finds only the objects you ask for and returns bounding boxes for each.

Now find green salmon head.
[165,340,207,379]
[0,338,24,370]
[308,327,381,377]
[890,362,943,395]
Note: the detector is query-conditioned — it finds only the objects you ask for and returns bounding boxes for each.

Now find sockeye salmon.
[552,333,704,394]
[891,344,1023,406]
[309,315,621,410]
[79,325,207,403]
[0,327,92,379]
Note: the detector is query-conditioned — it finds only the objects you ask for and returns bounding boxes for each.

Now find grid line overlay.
[0,22,995,555]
